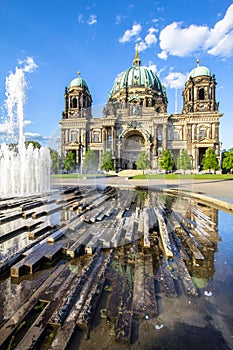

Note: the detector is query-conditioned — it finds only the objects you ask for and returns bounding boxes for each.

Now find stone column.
[111,126,115,153]
[153,125,157,156]
[162,122,167,150]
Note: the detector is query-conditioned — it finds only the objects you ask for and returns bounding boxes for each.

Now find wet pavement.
[0,183,233,349]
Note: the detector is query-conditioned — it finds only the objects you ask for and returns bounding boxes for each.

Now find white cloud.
[87,14,97,25]
[145,27,157,46]
[23,119,32,126]
[125,27,157,52]
[137,41,147,52]
[207,30,233,57]
[163,71,188,89]
[24,132,50,142]
[159,22,209,58]
[205,3,233,57]
[147,63,157,74]
[78,14,84,23]
[18,57,38,73]
[158,4,233,59]
[119,23,142,43]
[158,50,168,60]
[24,132,41,137]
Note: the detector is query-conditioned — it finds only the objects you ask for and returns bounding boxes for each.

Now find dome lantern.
[132,44,141,67]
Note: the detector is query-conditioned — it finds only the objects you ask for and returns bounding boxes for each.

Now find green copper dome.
[189,60,211,78]
[110,48,164,96]
[69,72,89,89]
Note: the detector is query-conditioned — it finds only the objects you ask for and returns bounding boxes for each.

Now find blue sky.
[0,0,233,150]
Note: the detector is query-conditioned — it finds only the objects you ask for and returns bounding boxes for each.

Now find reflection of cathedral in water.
[60,47,222,172]
[173,197,219,283]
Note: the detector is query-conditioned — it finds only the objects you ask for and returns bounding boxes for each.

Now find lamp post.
[219,141,223,174]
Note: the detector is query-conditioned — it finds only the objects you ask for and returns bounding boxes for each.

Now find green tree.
[100,151,114,172]
[64,151,76,173]
[25,140,41,149]
[177,149,192,174]
[135,151,151,173]
[159,149,175,172]
[222,147,233,173]
[82,149,98,173]
[50,148,61,174]
[201,148,219,173]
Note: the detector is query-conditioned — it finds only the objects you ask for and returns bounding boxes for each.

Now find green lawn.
[129,174,233,180]
[51,173,233,180]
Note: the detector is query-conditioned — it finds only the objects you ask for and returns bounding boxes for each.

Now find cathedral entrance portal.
[121,131,146,170]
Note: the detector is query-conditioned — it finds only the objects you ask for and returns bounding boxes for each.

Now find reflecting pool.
[0,187,232,350]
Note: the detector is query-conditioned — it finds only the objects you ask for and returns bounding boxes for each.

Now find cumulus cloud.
[137,40,147,52]
[119,23,142,43]
[163,71,188,89]
[18,57,38,73]
[158,50,168,60]
[87,14,97,25]
[24,132,50,142]
[145,27,157,46]
[147,63,157,74]
[120,25,157,52]
[205,3,233,57]
[158,3,233,59]
[159,22,209,58]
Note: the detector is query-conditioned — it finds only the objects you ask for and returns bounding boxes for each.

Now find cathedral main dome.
[108,47,167,112]
[110,61,163,96]
[110,49,164,97]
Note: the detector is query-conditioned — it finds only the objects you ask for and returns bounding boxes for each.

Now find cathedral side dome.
[189,60,211,78]
[69,71,90,90]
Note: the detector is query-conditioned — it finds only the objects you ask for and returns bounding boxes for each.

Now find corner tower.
[62,71,92,119]
[60,72,92,169]
[182,59,218,113]
[182,60,223,170]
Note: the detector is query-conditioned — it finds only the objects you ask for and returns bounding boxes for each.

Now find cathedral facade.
[60,49,223,172]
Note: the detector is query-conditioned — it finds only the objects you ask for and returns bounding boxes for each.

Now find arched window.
[199,128,206,140]
[198,88,204,100]
[72,97,77,108]
[93,133,99,143]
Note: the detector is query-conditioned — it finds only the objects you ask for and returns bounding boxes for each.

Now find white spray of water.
[0,58,51,197]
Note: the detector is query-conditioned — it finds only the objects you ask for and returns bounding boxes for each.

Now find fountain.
[0,58,51,197]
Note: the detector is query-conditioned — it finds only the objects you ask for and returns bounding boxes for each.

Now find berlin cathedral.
[60,48,222,172]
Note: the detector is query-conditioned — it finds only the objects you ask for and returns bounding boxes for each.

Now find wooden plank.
[143,208,150,248]
[47,226,69,243]
[154,208,173,257]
